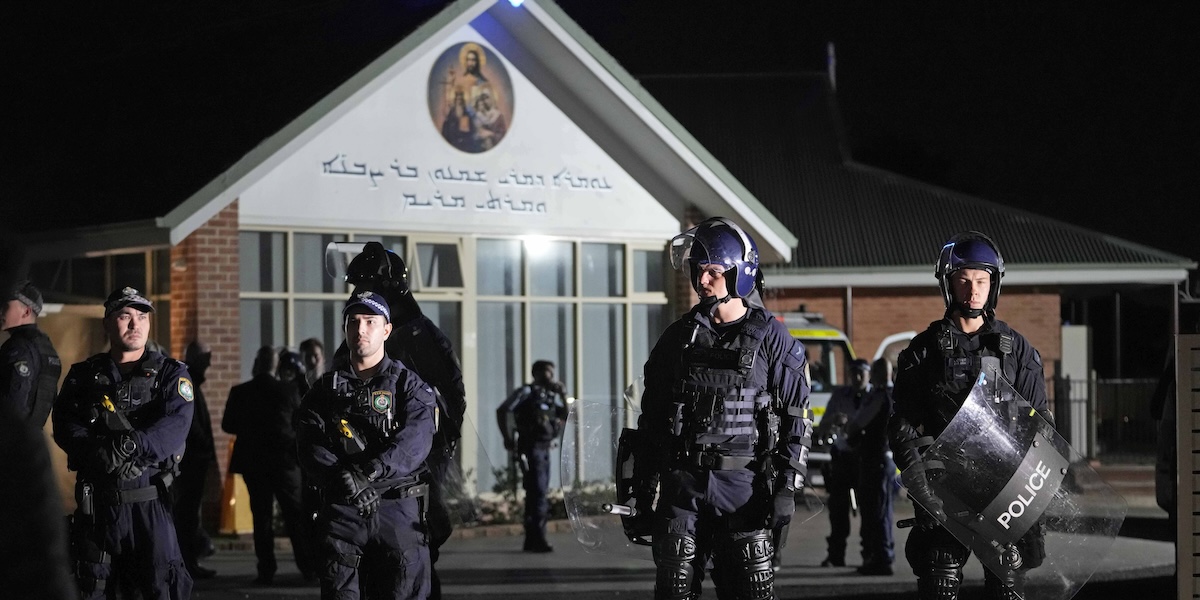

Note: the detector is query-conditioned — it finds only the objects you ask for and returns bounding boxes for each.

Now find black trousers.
[242,466,316,578]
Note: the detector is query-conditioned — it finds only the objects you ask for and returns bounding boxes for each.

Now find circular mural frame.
[427,41,514,154]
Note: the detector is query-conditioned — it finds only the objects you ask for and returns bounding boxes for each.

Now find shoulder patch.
[371,390,393,413]
[15,361,30,377]
[178,377,195,402]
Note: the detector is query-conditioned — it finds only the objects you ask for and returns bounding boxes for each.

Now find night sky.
[3,1,1196,375]
[5,2,1196,262]
[554,1,1200,264]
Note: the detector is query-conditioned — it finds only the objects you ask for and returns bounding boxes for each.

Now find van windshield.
[804,339,854,393]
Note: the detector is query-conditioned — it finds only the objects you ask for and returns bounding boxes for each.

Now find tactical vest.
[327,362,405,462]
[76,352,184,480]
[515,384,562,443]
[26,329,61,428]
[669,309,777,469]
[928,321,1015,432]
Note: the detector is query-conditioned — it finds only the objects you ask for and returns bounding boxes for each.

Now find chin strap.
[947,305,985,319]
[697,295,725,316]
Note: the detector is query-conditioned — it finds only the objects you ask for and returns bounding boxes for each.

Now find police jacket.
[635,304,812,486]
[0,323,61,427]
[52,349,193,488]
[223,374,298,475]
[821,383,870,458]
[497,382,568,447]
[889,317,1048,472]
[842,385,893,460]
[295,355,436,492]
[181,375,216,471]
[334,314,466,448]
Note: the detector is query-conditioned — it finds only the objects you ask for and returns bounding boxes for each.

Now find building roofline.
[766,263,1195,288]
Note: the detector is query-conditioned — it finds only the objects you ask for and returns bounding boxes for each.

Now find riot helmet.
[669,217,760,300]
[345,242,410,296]
[935,231,1004,319]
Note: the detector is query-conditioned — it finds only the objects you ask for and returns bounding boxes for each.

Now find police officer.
[817,358,871,568]
[627,217,812,600]
[53,286,194,599]
[496,360,569,552]
[1,280,61,427]
[888,232,1051,600]
[847,358,897,576]
[335,242,467,600]
[296,291,436,600]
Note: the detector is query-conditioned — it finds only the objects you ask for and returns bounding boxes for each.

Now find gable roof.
[8,0,796,262]
[637,73,1196,286]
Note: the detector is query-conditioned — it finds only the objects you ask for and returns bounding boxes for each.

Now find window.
[474,238,667,492]
[415,242,464,289]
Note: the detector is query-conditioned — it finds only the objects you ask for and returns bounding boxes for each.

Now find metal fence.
[1053,375,1159,461]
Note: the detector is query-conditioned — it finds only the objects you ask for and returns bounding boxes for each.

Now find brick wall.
[170,200,240,530]
[766,285,1062,381]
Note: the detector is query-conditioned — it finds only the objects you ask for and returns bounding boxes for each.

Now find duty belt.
[687,452,754,471]
[332,479,430,504]
[381,481,430,500]
[79,482,161,506]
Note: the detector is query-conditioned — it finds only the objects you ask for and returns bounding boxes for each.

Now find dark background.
[4,1,1197,375]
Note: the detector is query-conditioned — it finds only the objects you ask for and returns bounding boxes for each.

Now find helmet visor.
[669,227,699,271]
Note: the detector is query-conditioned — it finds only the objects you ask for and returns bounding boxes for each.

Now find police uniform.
[634,304,810,600]
[819,377,868,567]
[53,347,195,599]
[1,322,61,426]
[845,381,897,574]
[890,317,1049,599]
[338,241,468,600]
[497,377,568,551]
[296,354,436,600]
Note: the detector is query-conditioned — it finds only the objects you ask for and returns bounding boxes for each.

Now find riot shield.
[561,380,650,558]
[901,363,1126,600]
[562,378,824,557]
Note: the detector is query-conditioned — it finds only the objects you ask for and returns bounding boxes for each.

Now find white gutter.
[768,266,1192,288]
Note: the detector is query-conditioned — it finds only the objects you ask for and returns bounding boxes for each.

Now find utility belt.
[679,451,755,471]
[75,480,163,514]
[330,477,429,506]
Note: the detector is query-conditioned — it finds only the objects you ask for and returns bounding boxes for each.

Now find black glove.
[770,487,797,529]
[339,469,380,517]
[907,478,946,530]
[351,486,380,517]
[116,461,145,481]
[96,435,137,474]
[625,494,655,539]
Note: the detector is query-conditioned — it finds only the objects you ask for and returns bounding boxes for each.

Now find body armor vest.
[670,310,776,465]
[328,363,404,463]
[928,322,1014,433]
[27,329,61,427]
[77,352,184,479]
[515,384,562,443]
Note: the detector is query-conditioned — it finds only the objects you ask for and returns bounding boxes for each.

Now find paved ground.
[191,472,1176,600]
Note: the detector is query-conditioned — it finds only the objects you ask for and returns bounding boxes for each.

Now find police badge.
[178,377,195,402]
[371,390,393,413]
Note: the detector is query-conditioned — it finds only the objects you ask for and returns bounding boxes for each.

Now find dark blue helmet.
[670,217,760,299]
[935,231,1004,317]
